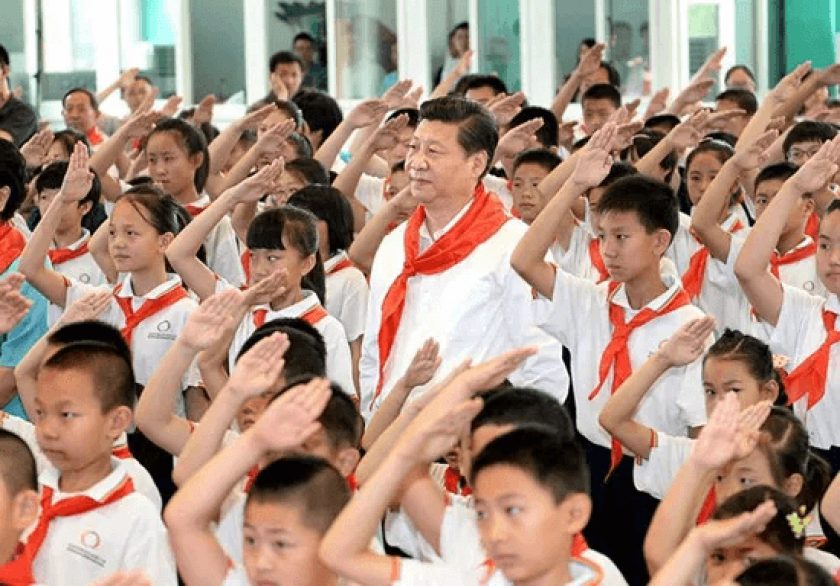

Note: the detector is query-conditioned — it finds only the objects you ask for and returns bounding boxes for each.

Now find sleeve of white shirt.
[769,283,825,360]
[438,497,485,569]
[322,317,357,395]
[532,264,605,351]
[633,433,694,500]
[205,217,246,287]
[338,269,369,341]
[355,173,386,216]
[675,353,710,430]
[382,509,441,562]
[216,496,246,565]
[120,496,178,585]
[393,558,480,586]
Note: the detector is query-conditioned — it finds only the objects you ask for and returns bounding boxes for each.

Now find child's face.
[34,368,124,477]
[465,85,498,106]
[271,63,303,98]
[687,152,725,206]
[714,100,750,137]
[817,210,840,295]
[582,98,617,134]
[598,210,669,283]
[511,163,551,224]
[147,132,201,198]
[786,140,823,167]
[753,178,812,237]
[243,500,331,586]
[45,140,70,165]
[108,200,169,274]
[474,465,585,584]
[587,186,606,233]
[703,357,777,417]
[236,388,282,433]
[36,188,90,234]
[382,124,416,167]
[248,247,315,298]
[124,79,153,112]
[705,533,779,583]
[268,171,306,207]
[714,449,779,506]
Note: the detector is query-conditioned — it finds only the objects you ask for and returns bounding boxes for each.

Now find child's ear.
[12,489,40,531]
[79,200,93,217]
[760,378,780,403]
[107,405,133,439]
[334,447,361,478]
[0,185,10,211]
[652,228,672,257]
[300,253,317,277]
[158,231,175,250]
[783,473,805,500]
[190,150,205,172]
[560,493,592,535]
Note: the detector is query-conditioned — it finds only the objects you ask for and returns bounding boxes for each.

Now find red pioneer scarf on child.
[372,184,508,409]
[47,240,90,266]
[0,222,26,274]
[327,256,354,275]
[591,281,691,476]
[769,240,818,280]
[113,283,189,344]
[588,239,609,283]
[681,221,743,300]
[785,310,839,409]
[252,303,328,328]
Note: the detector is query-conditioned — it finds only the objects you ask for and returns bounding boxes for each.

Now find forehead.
[583,98,616,111]
[599,208,646,230]
[474,463,547,499]
[513,162,551,178]
[413,119,463,149]
[275,62,302,74]
[820,210,840,238]
[244,498,312,532]
[36,367,98,402]
[64,92,93,108]
[471,423,515,455]
[755,178,785,194]
[264,109,294,126]
[147,131,185,152]
[111,199,150,224]
[702,356,753,380]
[689,151,725,170]
[465,85,497,101]
[789,139,823,151]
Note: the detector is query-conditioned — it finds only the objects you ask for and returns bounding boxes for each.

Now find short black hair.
[248,455,351,534]
[599,61,621,87]
[828,198,840,216]
[287,132,314,160]
[724,64,757,86]
[471,387,574,441]
[597,175,679,242]
[0,429,37,496]
[288,185,354,255]
[510,106,560,148]
[62,87,98,111]
[292,90,344,142]
[450,73,480,97]
[269,50,304,73]
[598,161,638,189]
[471,427,589,503]
[512,149,562,176]
[47,320,132,364]
[783,120,838,155]
[0,138,26,220]
[754,162,799,192]
[735,556,835,586]
[35,161,102,210]
[275,378,363,449]
[419,96,498,178]
[51,129,91,160]
[627,129,677,176]
[644,114,682,133]
[293,32,316,45]
[40,341,136,412]
[464,75,509,97]
[386,107,420,128]
[147,117,210,193]
[236,317,327,383]
[0,44,9,67]
[716,88,759,115]
[582,83,622,109]
[272,99,305,130]
[285,157,330,186]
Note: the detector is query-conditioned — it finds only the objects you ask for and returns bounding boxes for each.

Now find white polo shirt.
[63,274,201,417]
[48,230,106,286]
[769,287,840,450]
[218,280,356,397]
[534,271,709,448]
[324,251,369,342]
[30,459,176,586]
[729,235,826,299]
[189,193,247,288]
[359,206,569,421]
[665,211,697,277]
[633,432,694,500]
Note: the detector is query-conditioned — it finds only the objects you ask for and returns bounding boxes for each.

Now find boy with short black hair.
[581,84,621,135]
[463,75,509,105]
[22,340,176,584]
[714,88,758,138]
[512,124,708,583]
[510,149,562,225]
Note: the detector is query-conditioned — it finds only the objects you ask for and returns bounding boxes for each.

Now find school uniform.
[0,413,162,511]
[63,273,201,417]
[217,279,356,396]
[324,251,369,343]
[28,458,177,585]
[359,190,569,421]
[729,234,825,298]
[633,432,694,500]
[184,194,247,287]
[768,287,840,468]
[356,173,389,221]
[665,212,697,276]
[47,230,106,286]
[557,223,609,283]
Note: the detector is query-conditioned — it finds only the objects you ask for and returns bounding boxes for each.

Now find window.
[334,0,397,99]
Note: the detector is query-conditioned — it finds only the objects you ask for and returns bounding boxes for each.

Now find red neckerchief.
[785,310,839,409]
[696,486,717,525]
[805,211,820,241]
[252,303,328,328]
[184,203,206,217]
[0,543,35,586]
[681,220,743,300]
[111,445,133,459]
[769,240,818,280]
[86,126,106,146]
[591,281,691,476]
[113,282,189,344]
[587,238,609,283]
[241,250,251,282]
[443,466,472,497]
[0,222,26,274]
[326,256,354,275]
[47,238,90,266]
[372,184,507,409]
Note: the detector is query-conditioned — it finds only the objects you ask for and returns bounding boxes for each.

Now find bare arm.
[347,187,417,274]
[315,99,388,172]
[550,43,605,123]
[429,51,473,100]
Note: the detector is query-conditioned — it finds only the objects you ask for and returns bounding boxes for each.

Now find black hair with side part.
[0,429,38,496]
[0,44,9,67]
[471,427,589,503]
[293,32,316,45]
[644,114,682,133]
[510,106,560,148]
[597,161,638,189]
[36,161,101,209]
[285,157,330,186]
[273,378,363,450]
[471,387,574,441]
[269,50,304,73]
[599,61,622,88]
[0,138,26,220]
[386,108,420,128]
[146,117,210,192]
[754,162,799,192]
[735,555,835,586]
[512,149,562,176]
[464,75,509,97]
[716,89,759,115]
[705,329,788,406]
[783,121,838,155]
[47,320,132,364]
[62,87,98,111]
[419,96,498,178]
[247,455,351,534]
[292,90,344,143]
[41,341,136,412]
[450,74,480,97]
[596,175,679,241]
[582,83,622,109]
[235,318,327,383]
[713,486,802,555]
[288,185,354,255]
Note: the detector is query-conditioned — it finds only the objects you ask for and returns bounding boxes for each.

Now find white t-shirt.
[48,229,107,286]
[189,193,247,288]
[324,251,369,342]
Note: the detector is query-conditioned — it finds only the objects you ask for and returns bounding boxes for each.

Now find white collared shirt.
[534,271,709,448]
[48,229,106,286]
[63,273,200,416]
[324,251,369,342]
[769,287,840,449]
[191,193,247,287]
[359,208,569,421]
[729,234,826,298]
[218,280,356,396]
[31,459,176,586]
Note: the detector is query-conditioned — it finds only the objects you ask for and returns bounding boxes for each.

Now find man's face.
[272,63,303,97]
[293,39,315,65]
[62,92,98,133]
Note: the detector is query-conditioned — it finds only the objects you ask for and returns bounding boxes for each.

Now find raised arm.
[314,99,389,171]
[512,125,616,298]
[215,118,295,196]
[772,62,840,125]
[735,135,840,325]
[430,50,473,100]
[165,376,331,586]
[636,111,704,179]
[205,103,275,182]
[0,274,31,336]
[550,43,605,123]
[347,186,417,274]
[600,317,714,459]
[96,68,140,105]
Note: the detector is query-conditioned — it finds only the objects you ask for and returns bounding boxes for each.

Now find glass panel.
[688,2,720,91]
[0,0,34,104]
[603,0,650,97]
[119,0,179,99]
[554,3,597,83]
[476,0,521,92]
[334,0,397,99]
[187,0,245,101]
[266,0,328,93]
[41,0,99,99]
[427,0,469,90]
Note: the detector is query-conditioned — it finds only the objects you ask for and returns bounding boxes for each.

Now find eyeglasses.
[787,147,822,162]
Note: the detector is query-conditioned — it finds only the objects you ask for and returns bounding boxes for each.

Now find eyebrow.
[243,523,291,535]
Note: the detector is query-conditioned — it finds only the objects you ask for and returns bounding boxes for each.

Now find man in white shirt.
[359,96,568,420]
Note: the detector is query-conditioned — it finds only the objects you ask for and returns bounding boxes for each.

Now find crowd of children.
[1,38,840,586]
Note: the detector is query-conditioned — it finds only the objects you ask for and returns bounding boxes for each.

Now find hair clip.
[772,354,790,371]
[786,506,812,539]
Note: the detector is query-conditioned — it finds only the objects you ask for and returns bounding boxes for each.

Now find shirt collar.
[827,294,840,316]
[52,229,90,251]
[324,251,348,273]
[40,457,129,501]
[610,273,682,313]
[419,198,474,244]
[115,273,183,300]
[255,289,319,319]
